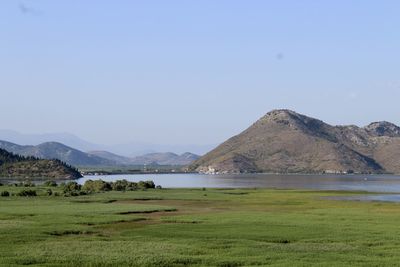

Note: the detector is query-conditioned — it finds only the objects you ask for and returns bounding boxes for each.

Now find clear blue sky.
[1,1,400,146]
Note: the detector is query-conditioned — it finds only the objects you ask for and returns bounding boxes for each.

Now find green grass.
[1,185,400,266]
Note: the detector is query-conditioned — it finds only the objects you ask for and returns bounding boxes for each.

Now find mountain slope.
[0,148,82,179]
[87,151,133,165]
[0,141,115,167]
[190,110,400,174]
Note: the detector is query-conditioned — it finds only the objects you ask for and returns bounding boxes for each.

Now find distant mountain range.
[0,141,114,167]
[0,148,82,180]
[0,130,99,152]
[0,140,200,167]
[0,129,213,156]
[129,152,200,165]
[87,150,199,166]
[189,109,400,174]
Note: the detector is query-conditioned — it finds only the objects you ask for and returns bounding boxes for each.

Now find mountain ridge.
[0,140,200,167]
[0,129,213,156]
[0,141,116,167]
[129,152,200,165]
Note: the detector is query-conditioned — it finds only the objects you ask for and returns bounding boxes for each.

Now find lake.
[78,173,400,193]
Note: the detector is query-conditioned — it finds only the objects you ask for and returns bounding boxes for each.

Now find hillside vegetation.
[0,148,82,179]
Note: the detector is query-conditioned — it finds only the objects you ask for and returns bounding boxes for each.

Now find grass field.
[1,185,400,266]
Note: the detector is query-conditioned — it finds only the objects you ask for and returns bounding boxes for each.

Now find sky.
[1,0,400,146]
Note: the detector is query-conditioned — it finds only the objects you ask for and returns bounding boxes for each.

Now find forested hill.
[0,148,82,180]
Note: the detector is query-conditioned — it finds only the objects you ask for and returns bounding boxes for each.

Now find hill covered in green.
[0,148,82,180]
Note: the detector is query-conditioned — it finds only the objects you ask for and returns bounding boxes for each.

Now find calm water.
[78,173,400,193]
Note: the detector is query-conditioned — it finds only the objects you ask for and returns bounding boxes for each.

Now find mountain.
[189,109,400,174]
[0,140,200,167]
[0,129,212,156]
[130,152,200,165]
[0,130,102,152]
[87,151,133,165]
[0,148,82,179]
[106,143,212,157]
[0,141,115,167]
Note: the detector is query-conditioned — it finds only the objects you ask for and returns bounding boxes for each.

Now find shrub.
[126,182,138,191]
[63,182,81,193]
[17,181,35,187]
[17,189,37,197]
[1,191,10,197]
[138,180,155,189]
[44,180,58,187]
[54,192,60,197]
[112,179,129,191]
[82,180,112,193]
[46,189,53,196]
[24,181,35,187]
[0,182,3,186]
[156,185,162,189]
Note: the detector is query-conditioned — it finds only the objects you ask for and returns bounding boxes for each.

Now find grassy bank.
[0,185,399,266]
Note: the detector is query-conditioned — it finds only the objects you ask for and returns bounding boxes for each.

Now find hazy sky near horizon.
[1,1,400,145]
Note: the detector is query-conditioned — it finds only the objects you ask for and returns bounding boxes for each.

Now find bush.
[138,180,155,189]
[156,185,162,189]
[63,182,81,193]
[17,189,37,197]
[1,191,10,197]
[82,180,112,193]
[126,182,138,191]
[0,182,3,186]
[25,181,35,187]
[108,180,156,191]
[112,179,129,191]
[17,181,35,187]
[44,180,58,187]
[46,189,53,196]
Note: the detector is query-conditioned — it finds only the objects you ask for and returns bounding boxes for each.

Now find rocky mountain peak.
[262,110,324,126]
[364,121,400,137]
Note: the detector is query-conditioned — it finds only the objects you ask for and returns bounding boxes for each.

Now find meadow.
[1,184,400,266]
